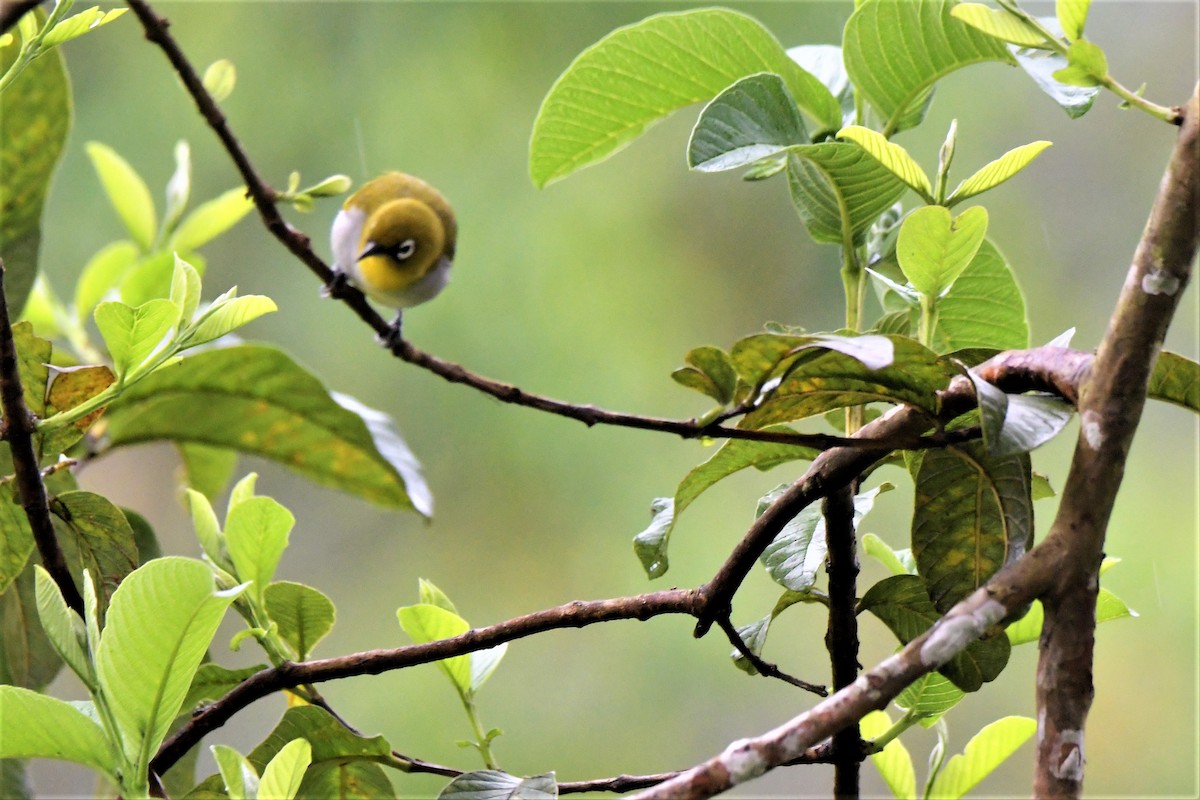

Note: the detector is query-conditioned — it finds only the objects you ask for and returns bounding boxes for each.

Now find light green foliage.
[224,496,295,604]
[1053,39,1108,87]
[33,567,92,688]
[843,0,1013,134]
[898,206,989,301]
[529,8,839,186]
[0,11,72,315]
[201,59,236,102]
[785,144,909,245]
[930,240,1029,351]
[950,4,1048,48]
[895,672,966,727]
[212,745,258,800]
[862,710,917,799]
[837,125,934,200]
[94,298,180,380]
[264,581,336,661]
[86,142,158,252]
[256,738,312,800]
[1056,0,1092,42]
[927,716,1036,798]
[0,686,113,775]
[946,141,1052,206]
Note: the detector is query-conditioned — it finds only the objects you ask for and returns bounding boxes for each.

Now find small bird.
[329,172,457,343]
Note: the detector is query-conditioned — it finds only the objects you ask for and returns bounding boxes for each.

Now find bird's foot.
[323,270,351,300]
[378,312,405,351]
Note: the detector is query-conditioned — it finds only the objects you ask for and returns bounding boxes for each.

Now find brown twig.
[714,615,827,696]
[0,0,40,34]
[153,588,703,775]
[1031,85,1199,798]
[0,261,82,614]
[119,0,976,458]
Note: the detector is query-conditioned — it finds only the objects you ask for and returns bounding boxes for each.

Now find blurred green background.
[27,2,1197,797]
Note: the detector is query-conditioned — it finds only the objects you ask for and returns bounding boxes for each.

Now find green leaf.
[0,686,114,775]
[170,255,203,330]
[257,738,312,800]
[41,7,127,47]
[897,206,989,300]
[0,560,62,691]
[52,491,139,612]
[894,670,965,725]
[946,141,1052,205]
[85,142,157,252]
[183,663,267,712]
[787,45,854,126]
[633,497,675,578]
[927,716,1036,799]
[397,603,471,696]
[224,496,294,600]
[95,557,243,769]
[785,143,909,245]
[170,187,254,253]
[182,294,277,349]
[0,483,36,597]
[178,443,239,502]
[861,710,917,800]
[860,574,1010,691]
[297,761,395,799]
[1052,39,1108,87]
[1148,351,1199,413]
[163,141,192,239]
[1056,0,1091,41]
[418,578,459,614]
[33,565,92,687]
[1011,30,1099,118]
[862,532,916,576]
[12,320,50,418]
[185,489,226,569]
[470,642,508,695]
[966,371,1074,457]
[202,59,237,103]
[93,298,180,378]
[100,345,431,514]
[212,744,258,800]
[0,23,71,315]
[437,770,558,800]
[74,241,140,323]
[843,0,1013,135]
[760,483,891,592]
[742,335,953,427]
[121,250,204,308]
[264,581,336,661]
[836,125,933,200]
[949,4,1050,48]
[912,445,1033,612]
[529,8,840,186]
[687,72,808,172]
[932,240,1029,351]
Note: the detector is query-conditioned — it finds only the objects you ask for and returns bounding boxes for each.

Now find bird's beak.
[358,241,383,261]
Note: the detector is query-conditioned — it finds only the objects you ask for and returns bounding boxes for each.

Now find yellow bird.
[330,172,457,341]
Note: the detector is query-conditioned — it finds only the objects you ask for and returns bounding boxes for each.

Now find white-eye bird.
[330,172,457,342]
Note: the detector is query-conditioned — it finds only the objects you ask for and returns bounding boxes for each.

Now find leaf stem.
[459,692,499,770]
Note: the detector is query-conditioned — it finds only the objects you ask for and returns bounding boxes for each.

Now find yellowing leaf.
[950,3,1050,48]
[837,125,933,199]
[948,141,1052,205]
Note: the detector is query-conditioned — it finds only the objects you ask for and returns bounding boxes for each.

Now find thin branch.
[0,261,82,614]
[1031,85,1199,798]
[153,588,703,775]
[119,0,975,457]
[0,0,40,34]
[714,615,827,696]
[823,484,862,799]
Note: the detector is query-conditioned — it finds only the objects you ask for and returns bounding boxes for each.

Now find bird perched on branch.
[330,172,457,344]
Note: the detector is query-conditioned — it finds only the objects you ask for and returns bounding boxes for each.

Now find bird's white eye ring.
[395,239,417,260]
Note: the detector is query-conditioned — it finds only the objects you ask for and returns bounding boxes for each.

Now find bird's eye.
[394,239,417,260]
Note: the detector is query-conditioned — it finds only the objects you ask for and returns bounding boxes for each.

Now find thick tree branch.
[1031,85,1199,798]
[0,261,82,614]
